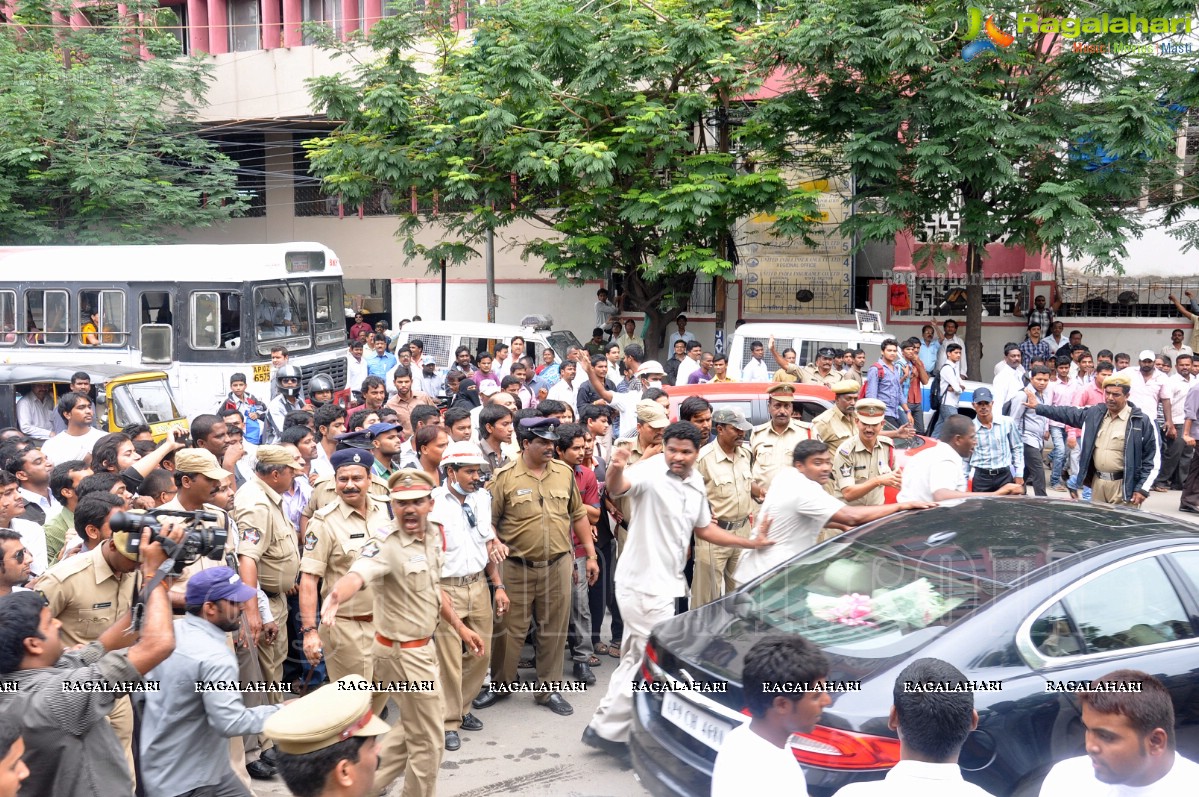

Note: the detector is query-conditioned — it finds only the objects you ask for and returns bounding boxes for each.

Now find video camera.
[110,509,227,574]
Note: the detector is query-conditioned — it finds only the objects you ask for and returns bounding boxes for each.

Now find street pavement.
[247,488,1199,797]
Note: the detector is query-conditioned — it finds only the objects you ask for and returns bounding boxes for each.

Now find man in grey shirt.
[141,566,282,797]
[0,523,184,797]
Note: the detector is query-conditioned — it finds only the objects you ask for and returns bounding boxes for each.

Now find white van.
[393,318,582,374]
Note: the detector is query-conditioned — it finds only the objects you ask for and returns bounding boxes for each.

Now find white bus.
[0,242,349,419]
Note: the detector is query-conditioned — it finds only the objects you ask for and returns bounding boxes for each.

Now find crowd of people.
[1,293,1197,797]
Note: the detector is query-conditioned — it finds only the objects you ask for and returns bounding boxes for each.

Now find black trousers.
[1181,451,1199,511]
[1023,443,1047,496]
[973,467,1014,493]
[588,538,623,646]
[1157,427,1185,489]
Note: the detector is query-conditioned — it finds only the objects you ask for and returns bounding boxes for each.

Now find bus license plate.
[660,691,735,750]
[253,365,271,382]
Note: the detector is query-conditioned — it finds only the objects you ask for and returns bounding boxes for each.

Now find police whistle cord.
[129,537,182,633]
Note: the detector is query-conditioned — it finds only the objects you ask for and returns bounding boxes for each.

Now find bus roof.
[0,242,342,283]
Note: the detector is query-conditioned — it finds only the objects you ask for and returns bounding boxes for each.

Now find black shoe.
[472,689,509,710]
[540,692,574,716]
[573,662,596,685]
[460,713,484,732]
[581,726,630,759]
[444,730,461,751]
[246,760,276,780]
[258,748,278,767]
[1180,504,1199,514]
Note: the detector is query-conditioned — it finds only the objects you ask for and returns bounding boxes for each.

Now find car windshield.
[736,499,1182,658]
[112,380,181,426]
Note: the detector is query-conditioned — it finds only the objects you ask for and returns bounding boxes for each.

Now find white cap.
[480,382,502,397]
[441,441,488,466]
[636,360,666,377]
[1138,350,1155,362]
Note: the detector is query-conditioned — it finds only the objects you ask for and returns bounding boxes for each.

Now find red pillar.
[207,0,229,54]
[186,0,210,53]
[340,0,358,39]
[281,0,302,48]
[362,0,381,34]
[264,0,283,49]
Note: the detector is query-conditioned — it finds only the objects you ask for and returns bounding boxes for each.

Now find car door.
[1021,549,1199,768]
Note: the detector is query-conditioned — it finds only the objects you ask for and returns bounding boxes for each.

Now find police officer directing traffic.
[830,398,900,506]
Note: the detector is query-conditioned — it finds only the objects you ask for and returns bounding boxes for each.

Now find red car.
[665,382,936,503]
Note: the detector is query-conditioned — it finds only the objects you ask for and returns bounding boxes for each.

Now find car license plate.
[660,691,736,749]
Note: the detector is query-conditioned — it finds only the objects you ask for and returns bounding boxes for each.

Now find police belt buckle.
[1095,470,1125,481]
[441,571,485,586]
[510,553,567,569]
[715,517,749,531]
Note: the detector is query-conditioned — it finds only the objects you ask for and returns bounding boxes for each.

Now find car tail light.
[641,641,659,683]
[789,725,901,770]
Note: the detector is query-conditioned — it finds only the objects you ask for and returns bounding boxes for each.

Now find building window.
[213,134,268,218]
[294,134,341,216]
[303,0,344,42]
[229,0,262,52]
[157,4,189,54]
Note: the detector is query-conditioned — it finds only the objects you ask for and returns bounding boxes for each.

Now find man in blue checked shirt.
[865,338,909,427]
[1006,365,1053,496]
[1018,321,1054,370]
[967,388,1026,494]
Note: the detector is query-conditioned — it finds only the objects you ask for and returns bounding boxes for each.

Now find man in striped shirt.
[967,388,1025,494]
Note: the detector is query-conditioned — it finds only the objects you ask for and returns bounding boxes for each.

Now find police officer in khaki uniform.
[265,675,392,797]
[298,449,388,684]
[473,417,597,717]
[36,493,141,781]
[831,398,900,506]
[750,383,813,491]
[302,431,389,522]
[692,408,755,609]
[320,469,484,797]
[798,347,846,388]
[235,444,303,696]
[611,401,669,548]
[811,380,860,449]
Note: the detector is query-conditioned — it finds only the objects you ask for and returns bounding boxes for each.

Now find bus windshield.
[254,283,312,354]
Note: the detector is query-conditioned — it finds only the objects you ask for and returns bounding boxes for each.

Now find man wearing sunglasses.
[431,442,509,752]
[0,530,32,597]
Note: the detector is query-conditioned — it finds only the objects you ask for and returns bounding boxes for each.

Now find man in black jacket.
[1025,373,1159,507]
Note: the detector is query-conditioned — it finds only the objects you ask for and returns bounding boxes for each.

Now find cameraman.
[0,522,185,797]
[141,567,284,797]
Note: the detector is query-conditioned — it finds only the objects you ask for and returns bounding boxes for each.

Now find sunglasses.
[463,504,478,529]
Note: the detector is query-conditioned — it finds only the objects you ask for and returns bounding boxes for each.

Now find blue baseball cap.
[185,566,257,606]
[972,387,994,403]
[365,422,402,438]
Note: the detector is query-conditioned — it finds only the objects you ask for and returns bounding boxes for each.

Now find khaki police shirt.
[797,366,843,389]
[234,478,300,595]
[157,499,239,602]
[490,457,587,561]
[811,406,855,450]
[38,543,136,647]
[695,441,754,522]
[750,420,813,491]
[1094,405,1131,474]
[348,518,444,642]
[300,496,389,618]
[832,435,894,506]
[302,472,390,520]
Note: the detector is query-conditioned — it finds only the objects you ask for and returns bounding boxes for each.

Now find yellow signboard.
[253,364,271,382]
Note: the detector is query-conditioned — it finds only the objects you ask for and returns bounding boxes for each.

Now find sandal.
[585,655,602,667]
[594,642,611,656]
[607,643,622,658]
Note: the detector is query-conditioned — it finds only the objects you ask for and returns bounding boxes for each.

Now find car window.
[1167,550,1199,597]
[883,419,922,449]
[792,399,827,424]
[1031,557,1194,657]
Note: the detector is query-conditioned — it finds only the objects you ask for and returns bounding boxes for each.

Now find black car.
[630,498,1199,797]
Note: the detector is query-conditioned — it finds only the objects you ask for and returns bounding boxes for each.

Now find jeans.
[931,405,958,438]
[1048,427,1067,487]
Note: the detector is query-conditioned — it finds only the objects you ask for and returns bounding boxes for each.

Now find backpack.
[928,369,943,411]
[858,363,887,399]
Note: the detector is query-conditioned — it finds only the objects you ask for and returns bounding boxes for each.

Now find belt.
[973,467,1009,476]
[441,571,485,586]
[341,614,373,623]
[375,633,431,649]
[508,552,569,569]
[715,517,749,531]
[262,590,280,599]
[1095,470,1125,481]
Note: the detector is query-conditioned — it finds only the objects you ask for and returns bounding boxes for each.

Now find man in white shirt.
[898,416,1022,501]
[7,446,59,526]
[15,383,55,441]
[579,357,665,438]
[1039,669,1199,797]
[40,393,105,468]
[594,288,619,329]
[675,341,704,386]
[0,472,47,577]
[711,635,831,797]
[931,343,964,438]
[833,658,996,797]
[935,319,968,379]
[547,360,580,406]
[1158,353,1195,491]
[991,344,1027,416]
[1161,328,1194,369]
[741,340,771,382]
[345,339,369,397]
[582,422,774,760]
[668,314,697,350]
[617,319,644,353]
[735,440,934,586]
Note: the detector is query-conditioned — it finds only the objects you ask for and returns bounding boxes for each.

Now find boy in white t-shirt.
[711,635,832,797]
[1039,669,1199,797]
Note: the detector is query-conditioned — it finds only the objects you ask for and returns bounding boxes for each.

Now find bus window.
[313,281,345,346]
[254,284,310,349]
[80,290,126,347]
[191,291,241,350]
[139,291,174,326]
[0,291,15,346]
[24,289,68,345]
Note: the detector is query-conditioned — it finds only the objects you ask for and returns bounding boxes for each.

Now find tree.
[754,0,1197,375]
[0,0,245,243]
[306,0,820,355]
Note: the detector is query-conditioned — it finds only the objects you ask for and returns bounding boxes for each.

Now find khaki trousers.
[371,639,444,797]
[588,585,674,743]
[320,617,375,683]
[690,525,749,609]
[107,695,135,788]
[1093,477,1136,507]
[257,592,288,703]
[435,577,493,729]
[490,555,570,699]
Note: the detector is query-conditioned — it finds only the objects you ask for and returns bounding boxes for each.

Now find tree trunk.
[621,267,696,360]
[965,243,984,379]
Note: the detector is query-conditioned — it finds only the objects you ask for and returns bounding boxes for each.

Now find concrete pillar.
[281,0,301,47]
[207,0,229,54]
[362,0,381,33]
[340,0,358,38]
[264,0,282,49]
[186,0,210,52]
